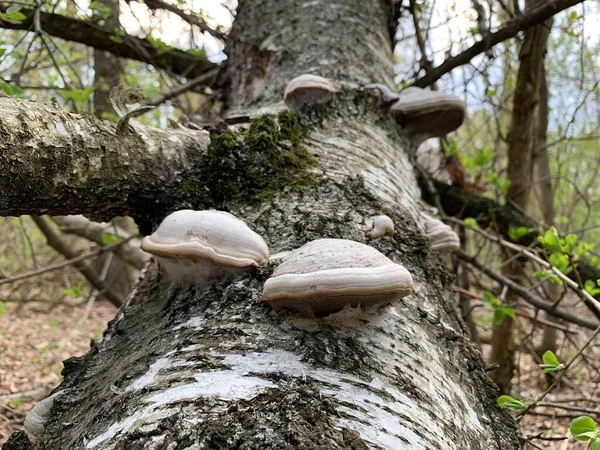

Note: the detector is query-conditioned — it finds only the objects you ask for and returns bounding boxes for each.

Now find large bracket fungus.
[141,210,269,284]
[424,218,461,252]
[390,86,465,146]
[283,74,336,111]
[24,391,63,445]
[262,239,413,316]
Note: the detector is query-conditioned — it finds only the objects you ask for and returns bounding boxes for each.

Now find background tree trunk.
[489,0,553,394]
[2,0,518,448]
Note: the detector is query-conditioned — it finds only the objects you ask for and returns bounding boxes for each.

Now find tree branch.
[138,0,227,42]
[455,250,599,330]
[420,177,600,291]
[0,5,219,79]
[0,95,210,230]
[31,216,124,307]
[412,0,585,87]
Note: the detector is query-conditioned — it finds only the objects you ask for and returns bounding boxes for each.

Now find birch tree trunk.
[2,0,518,448]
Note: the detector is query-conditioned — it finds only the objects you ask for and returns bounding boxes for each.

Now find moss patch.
[182,111,317,209]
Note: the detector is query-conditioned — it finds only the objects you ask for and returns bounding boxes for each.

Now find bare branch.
[454,250,599,330]
[0,5,219,80]
[31,216,124,307]
[413,0,585,87]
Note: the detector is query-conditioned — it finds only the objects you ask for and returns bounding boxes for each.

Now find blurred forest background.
[0,0,598,448]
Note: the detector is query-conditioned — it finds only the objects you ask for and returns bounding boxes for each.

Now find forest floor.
[0,299,595,448]
[0,300,115,445]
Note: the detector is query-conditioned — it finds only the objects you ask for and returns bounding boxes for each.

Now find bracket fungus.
[390,86,465,145]
[262,239,413,315]
[367,215,395,240]
[425,218,460,252]
[365,83,400,108]
[24,391,62,445]
[283,74,335,111]
[141,210,269,284]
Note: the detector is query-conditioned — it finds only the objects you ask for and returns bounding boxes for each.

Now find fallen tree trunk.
[2,0,519,448]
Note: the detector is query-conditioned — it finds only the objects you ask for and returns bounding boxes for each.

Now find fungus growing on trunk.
[390,87,465,145]
[141,210,269,284]
[424,218,460,252]
[283,74,335,111]
[367,214,395,239]
[24,391,62,445]
[365,83,400,108]
[262,239,413,315]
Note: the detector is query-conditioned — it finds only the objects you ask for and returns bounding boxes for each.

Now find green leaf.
[543,350,560,366]
[481,291,501,307]
[464,218,478,229]
[101,234,122,245]
[591,438,600,450]
[533,269,563,284]
[571,416,597,441]
[493,306,515,325]
[538,227,561,252]
[59,86,95,112]
[63,280,86,298]
[508,224,528,241]
[584,280,600,296]
[497,395,526,413]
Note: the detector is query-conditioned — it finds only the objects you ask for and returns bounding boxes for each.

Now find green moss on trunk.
[182,111,317,209]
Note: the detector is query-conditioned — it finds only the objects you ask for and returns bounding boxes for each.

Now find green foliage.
[0,299,6,318]
[532,269,563,285]
[0,80,25,98]
[186,47,207,59]
[571,416,600,449]
[63,280,86,298]
[182,111,317,209]
[147,37,172,55]
[101,234,122,245]
[464,217,478,229]
[584,279,600,296]
[442,137,459,156]
[89,1,112,20]
[0,6,27,25]
[539,350,562,373]
[59,86,95,112]
[537,227,597,278]
[508,224,529,241]
[497,395,528,413]
[481,291,515,326]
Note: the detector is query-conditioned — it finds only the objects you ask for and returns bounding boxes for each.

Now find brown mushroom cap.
[262,239,413,315]
[283,74,335,111]
[390,87,465,144]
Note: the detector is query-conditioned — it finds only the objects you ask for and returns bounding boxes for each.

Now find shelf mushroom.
[141,210,270,285]
[365,83,400,108]
[390,86,465,146]
[262,239,413,315]
[367,214,395,240]
[24,391,62,445]
[284,74,335,111]
[424,218,460,252]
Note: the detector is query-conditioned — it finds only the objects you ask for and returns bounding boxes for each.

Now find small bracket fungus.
[390,87,465,146]
[262,239,413,315]
[141,210,269,284]
[283,74,335,111]
[24,391,62,445]
[365,83,400,108]
[367,215,395,240]
[424,218,460,252]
